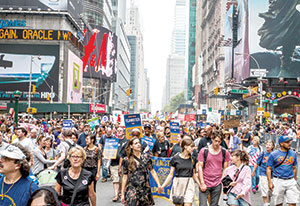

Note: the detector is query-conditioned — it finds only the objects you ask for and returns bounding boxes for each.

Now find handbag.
[172,178,190,205]
[221,175,233,187]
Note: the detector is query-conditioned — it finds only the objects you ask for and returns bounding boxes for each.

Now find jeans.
[199,183,222,206]
[102,158,110,179]
[250,165,259,190]
[227,193,249,206]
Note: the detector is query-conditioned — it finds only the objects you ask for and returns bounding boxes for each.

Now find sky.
[135,0,176,113]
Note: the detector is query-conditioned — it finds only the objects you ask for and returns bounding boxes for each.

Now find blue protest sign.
[218,110,225,115]
[149,156,174,200]
[87,117,100,131]
[196,122,202,128]
[141,136,156,151]
[202,109,207,115]
[170,122,180,144]
[200,122,209,128]
[124,114,143,139]
[62,120,72,129]
[103,138,119,159]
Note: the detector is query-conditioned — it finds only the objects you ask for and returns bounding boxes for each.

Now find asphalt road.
[96,153,300,206]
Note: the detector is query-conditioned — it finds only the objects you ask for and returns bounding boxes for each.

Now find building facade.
[195,0,226,110]
[125,2,146,112]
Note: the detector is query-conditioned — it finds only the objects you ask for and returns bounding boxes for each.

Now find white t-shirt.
[13,137,34,152]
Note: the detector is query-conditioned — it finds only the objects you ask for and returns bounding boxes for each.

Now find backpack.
[203,146,226,169]
[63,141,76,168]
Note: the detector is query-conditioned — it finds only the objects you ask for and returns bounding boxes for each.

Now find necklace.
[1,178,17,200]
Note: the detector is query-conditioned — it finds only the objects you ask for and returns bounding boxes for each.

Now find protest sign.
[103,138,119,159]
[62,120,72,130]
[296,115,300,125]
[224,119,240,129]
[87,117,100,131]
[149,156,174,200]
[124,114,143,139]
[141,136,156,151]
[207,112,221,124]
[169,122,180,144]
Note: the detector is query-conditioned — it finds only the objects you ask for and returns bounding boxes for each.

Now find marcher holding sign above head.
[121,137,161,206]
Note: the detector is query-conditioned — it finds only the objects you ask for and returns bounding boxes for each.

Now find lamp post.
[13,90,22,127]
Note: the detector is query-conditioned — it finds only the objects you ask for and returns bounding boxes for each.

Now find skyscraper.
[163,0,187,109]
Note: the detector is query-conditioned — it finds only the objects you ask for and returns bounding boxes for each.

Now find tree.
[163,91,186,113]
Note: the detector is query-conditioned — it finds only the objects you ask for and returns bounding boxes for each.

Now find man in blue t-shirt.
[0,144,39,206]
[267,136,299,206]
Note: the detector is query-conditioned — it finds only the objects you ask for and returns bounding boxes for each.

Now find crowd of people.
[0,114,299,206]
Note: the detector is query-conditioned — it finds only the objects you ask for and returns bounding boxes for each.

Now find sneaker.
[256,185,259,190]
[101,178,107,183]
[252,189,256,194]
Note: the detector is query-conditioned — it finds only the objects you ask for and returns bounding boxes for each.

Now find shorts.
[227,193,249,206]
[110,165,120,183]
[169,177,195,203]
[259,175,271,197]
[273,177,299,205]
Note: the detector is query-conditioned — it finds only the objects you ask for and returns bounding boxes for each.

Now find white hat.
[0,145,26,160]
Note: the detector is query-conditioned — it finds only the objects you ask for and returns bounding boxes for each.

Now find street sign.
[250,69,267,77]
[231,89,249,94]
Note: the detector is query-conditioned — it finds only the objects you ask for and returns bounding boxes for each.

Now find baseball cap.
[278,135,292,144]
[144,123,151,129]
[0,145,26,160]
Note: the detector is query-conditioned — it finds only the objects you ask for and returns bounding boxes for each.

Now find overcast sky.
[135,0,176,113]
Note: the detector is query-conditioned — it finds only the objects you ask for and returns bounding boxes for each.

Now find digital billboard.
[224,0,249,82]
[225,0,300,81]
[82,26,118,81]
[0,0,83,26]
[0,44,59,101]
[249,0,300,78]
[67,50,83,103]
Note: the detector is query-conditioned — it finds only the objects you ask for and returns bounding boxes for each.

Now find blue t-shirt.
[231,135,241,151]
[0,176,39,206]
[256,151,272,176]
[267,149,297,179]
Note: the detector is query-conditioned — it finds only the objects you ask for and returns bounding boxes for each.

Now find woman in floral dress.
[121,136,161,206]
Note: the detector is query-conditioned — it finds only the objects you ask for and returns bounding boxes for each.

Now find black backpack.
[203,146,226,169]
[63,141,76,168]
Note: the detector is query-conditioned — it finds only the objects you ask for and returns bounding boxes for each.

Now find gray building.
[111,0,131,111]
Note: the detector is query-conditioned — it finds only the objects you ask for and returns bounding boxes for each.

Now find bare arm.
[251,164,259,177]
[197,161,207,192]
[266,166,273,191]
[150,168,162,187]
[121,174,128,204]
[88,182,96,206]
[160,167,175,188]
[222,161,229,178]
[292,165,297,180]
[192,168,200,186]
[55,182,62,196]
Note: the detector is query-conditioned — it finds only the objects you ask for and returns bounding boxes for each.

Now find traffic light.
[148,99,150,104]
[32,85,36,94]
[129,88,132,94]
[126,88,132,96]
[254,99,259,105]
[214,87,220,95]
[47,94,51,101]
[27,107,37,114]
[132,101,135,106]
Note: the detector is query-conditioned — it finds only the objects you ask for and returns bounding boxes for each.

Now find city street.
[97,153,300,206]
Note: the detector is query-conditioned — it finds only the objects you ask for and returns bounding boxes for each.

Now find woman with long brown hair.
[120,136,161,206]
[158,138,201,206]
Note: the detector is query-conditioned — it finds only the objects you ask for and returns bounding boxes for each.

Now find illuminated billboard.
[0,0,83,26]
[82,26,118,81]
[225,0,300,81]
[0,44,59,101]
[249,0,300,78]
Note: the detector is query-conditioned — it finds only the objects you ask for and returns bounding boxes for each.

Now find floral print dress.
[122,153,155,206]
